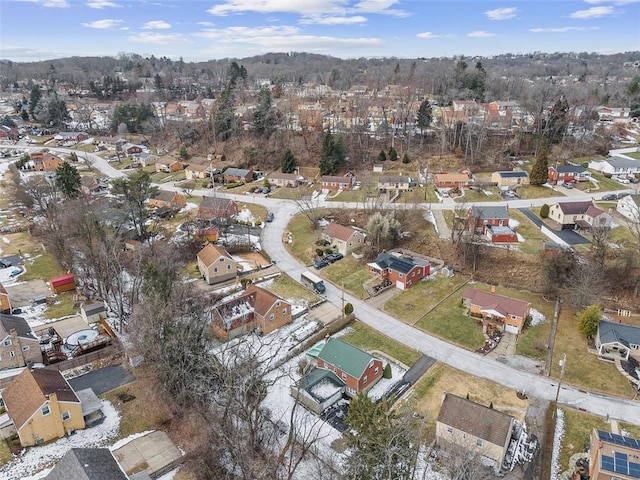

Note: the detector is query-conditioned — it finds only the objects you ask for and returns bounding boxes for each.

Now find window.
[42,405,50,416]
[363,375,368,384]
[219,258,225,262]
[9,351,15,357]
[22,346,30,351]
[282,308,287,314]
[227,265,231,270]
[214,267,218,273]
[61,411,70,421]
[447,427,453,434]
[3,339,11,347]
[341,372,347,381]
[476,439,483,447]
[374,367,379,375]
[275,301,281,307]
[269,313,274,321]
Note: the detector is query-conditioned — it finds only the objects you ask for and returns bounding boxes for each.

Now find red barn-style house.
[368,249,430,290]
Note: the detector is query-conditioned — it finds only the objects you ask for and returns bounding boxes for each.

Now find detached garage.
[50,274,76,294]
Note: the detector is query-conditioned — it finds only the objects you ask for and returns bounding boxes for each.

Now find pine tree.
[280,148,297,173]
[402,153,410,164]
[55,162,81,199]
[378,150,387,162]
[319,130,346,175]
[388,146,398,161]
[578,304,603,338]
[530,144,549,186]
[416,99,432,129]
[179,144,189,160]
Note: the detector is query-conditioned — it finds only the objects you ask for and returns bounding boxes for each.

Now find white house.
[588,157,640,176]
[617,194,640,222]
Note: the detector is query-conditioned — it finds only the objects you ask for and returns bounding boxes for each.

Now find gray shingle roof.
[0,313,36,340]
[606,156,640,169]
[598,320,640,348]
[471,205,509,219]
[495,171,528,178]
[46,448,128,480]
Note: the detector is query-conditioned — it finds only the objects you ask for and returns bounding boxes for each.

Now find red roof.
[50,274,75,287]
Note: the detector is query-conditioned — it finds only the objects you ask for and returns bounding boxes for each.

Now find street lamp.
[553,353,567,418]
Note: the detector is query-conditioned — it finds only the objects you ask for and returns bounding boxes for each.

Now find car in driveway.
[618,192,631,200]
[314,258,329,269]
[0,259,12,269]
[562,181,574,189]
[325,253,344,263]
[601,193,617,201]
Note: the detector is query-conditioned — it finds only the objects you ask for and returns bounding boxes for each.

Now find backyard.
[321,256,370,299]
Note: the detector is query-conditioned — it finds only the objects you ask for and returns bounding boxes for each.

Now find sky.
[1,0,639,63]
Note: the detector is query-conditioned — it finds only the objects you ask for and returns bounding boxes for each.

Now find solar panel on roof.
[602,455,615,471]
[629,462,640,478]
[598,430,640,450]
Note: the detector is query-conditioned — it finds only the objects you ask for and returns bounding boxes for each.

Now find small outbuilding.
[80,302,107,325]
[50,274,76,294]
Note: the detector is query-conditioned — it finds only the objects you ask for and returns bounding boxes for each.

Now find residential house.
[321,223,367,256]
[120,143,142,156]
[314,337,383,397]
[368,249,430,290]
[155,159,183,173]
[596,320,640,361]
[617,194,640,222]
[596,106,632,123]
[193,227,219,242]
[589,429,640,480]
[133,152,158,167]
[45,448,128,480]
[197,197,238,220]
[0,282,11,314]
[80,302,106,325]
[290,368,345,414]
[2,368,85,447]
[588,157,640,176]
[548,164,591,184]
[485,226,518,244]
[185,162,212,180]
[320,174,355,191]
[0,125,18,139]
[179,101,204,118]
[54,132,88,145]
[42,153,65,172]
[548,201,613,230]
[211,284,292,339]
[50,274,76,294]
[79,176,107,196]
[377,175,415,192]
[491,171,529,189]
[467,205,509,234]
[148,190,187,210]
[268,172,300,188]
[196,244,238,285]
[436,393,516,474]
[461,287,531,334]
[223,167,254,184]
[0,313,41,369]
[434,173,471,189]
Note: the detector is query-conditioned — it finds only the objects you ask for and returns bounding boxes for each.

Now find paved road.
[5,145,639,423]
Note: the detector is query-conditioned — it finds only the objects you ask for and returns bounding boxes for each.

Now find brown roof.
[324,223,358,242]
[197,243,233,267]
[186,163,210,172]
[585,205,606,218]
[246,284,287,317]
[556,200,593,215]
[461,287,530,319]
[0,282,7,296]
[434,173,470,182]
[3,369,80,430]
[437,393,514,446]
[199,196,237,213]
[151,190,182,204]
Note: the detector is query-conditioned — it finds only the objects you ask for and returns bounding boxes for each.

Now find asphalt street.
[3,143,639,424]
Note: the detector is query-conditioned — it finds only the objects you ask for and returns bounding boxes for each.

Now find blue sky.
[1,0,639,62]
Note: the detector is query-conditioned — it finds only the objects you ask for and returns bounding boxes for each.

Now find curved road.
[2,143,639,423]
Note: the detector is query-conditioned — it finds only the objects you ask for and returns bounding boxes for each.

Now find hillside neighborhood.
[0,47,639,480]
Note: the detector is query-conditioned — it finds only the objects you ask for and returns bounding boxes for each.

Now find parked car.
[629,176,639,184]
[326,253,344,263]
[314,258,329,269]
[0,259,12,269]
[262,187,271,194]
[618,192,631,200]
[562,181,574,189]
[266,212,274,222]
[615,176,630,184]
[601,193,617,201]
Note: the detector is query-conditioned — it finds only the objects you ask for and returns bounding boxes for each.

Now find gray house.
[597,320,640,361]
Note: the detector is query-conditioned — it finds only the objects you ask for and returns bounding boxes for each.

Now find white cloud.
[569,6,615,17]
[530,26,598,33]
[584,0,639,4]
[82,18,124,29]
[485,7,517,20]
[129,32,189,44]
[416,32,451,39]
[142,20,171,29]
[353,0,407,16]
[300,15,367,25]
[207,0,406,17]
[467,30,495,38]
[195,25,300,39]
[14,0,69,7]
[197,21,215,26]
[86,0,120,8]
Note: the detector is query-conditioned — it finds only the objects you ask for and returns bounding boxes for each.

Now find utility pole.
[341,281,345,320]
[553,353,567,418]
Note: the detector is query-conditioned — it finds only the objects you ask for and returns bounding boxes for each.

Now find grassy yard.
[237,203,268,223]
[341,320,422,367]
[321,256,370,299]
[558,407,609,474]
[589,171,627,191]
[509,209,547,254]
[0,436,12,467]
[609,224,636,249]
[0,231,38,256]
[326,188,372,203]
[454,188,502,203]
[285,213,322,264]
[620,423,640,438]
[384,276,465,324]
[21,252,66,281]
[263,274,320,303]
[625,151,640,160]
[45,293,77,319]
[517,185,564,200]
[411,363,530,442]
[269,185,316,200]
[517,320,552,359]
[550,305,636,397]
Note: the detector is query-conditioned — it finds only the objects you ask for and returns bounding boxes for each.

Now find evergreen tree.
[402,153,410,164]
[530,144,549,186]
[253,87,276,135]
[388,146,398,161]
[179,144,189,160]
[55,162,81,199]
[577,304,603,338]
[280,148,297,173]
[378,150,387,162]
[28,85,41,115]
[213,85,236,141]
[417,99,433,130]
[319,129,345,175]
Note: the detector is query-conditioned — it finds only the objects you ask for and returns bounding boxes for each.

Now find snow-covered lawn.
[235,208,256,225]
[367,362,406,402]
[529,308,547,327]
[2,400,121,480]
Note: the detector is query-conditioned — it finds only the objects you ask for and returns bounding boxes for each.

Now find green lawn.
[558,407,609,474]
[620,423,640,438]
[45,293,77,319]
[236,203,268,224]
[509,209,547,254]
[589,171,627,191]
[321,256,370,299]
[517,185,564,200]
[286,213,323,263]
[341,320,422,367]
[384,276,465,324]
[609,224,636,249]
[269,185,316,200]
[21,253,66,281]
[625,152,640,160]
[454,188,501,203]
[263,275,320,303]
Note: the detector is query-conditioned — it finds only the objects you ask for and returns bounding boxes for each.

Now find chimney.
[324,334,330,343]
[490,286,496,294]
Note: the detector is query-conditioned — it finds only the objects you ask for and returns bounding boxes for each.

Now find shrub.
[316,248,324,257]
[540,204,550,218]
[383,363,392,379]
[344,303,354,315]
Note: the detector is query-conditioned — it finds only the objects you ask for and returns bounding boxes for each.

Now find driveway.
[517,208,590,245]
[68,365,135,396]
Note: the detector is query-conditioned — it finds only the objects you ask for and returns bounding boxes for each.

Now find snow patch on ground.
[529,308,547,327]
[509,218,520,229]
[551,408,565,480]
[183,202,199,212]
[1,400,121,480]
[367,362,406,402]
[235,208,256,225]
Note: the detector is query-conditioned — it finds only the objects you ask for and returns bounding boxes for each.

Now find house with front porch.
[548,201,613,230]
[491,171,529,189]
[588,157,640,176]
[548,164,591,184]
[223,167,254,184]
[377,175,415,192]
[596,320,640,361]
[461,287,531,334]
[321,223,367,256]
[467,205,510,234]
[368,249,430,290]
[434,173,471,189]
[268,172,300,188]
[196,244,238,285]
[320,174,355,191]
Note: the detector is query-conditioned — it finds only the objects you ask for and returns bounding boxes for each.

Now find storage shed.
[50,274,76,294]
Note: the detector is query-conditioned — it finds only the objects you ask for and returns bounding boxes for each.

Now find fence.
[44,343,123,372]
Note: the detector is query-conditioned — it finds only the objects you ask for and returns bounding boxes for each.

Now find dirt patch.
[235,251,271,267]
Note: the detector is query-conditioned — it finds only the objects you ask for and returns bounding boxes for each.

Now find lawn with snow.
[235,208,256,225]
[2,400,121,480]
[367,362,407,402]
[529,308,546,327]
